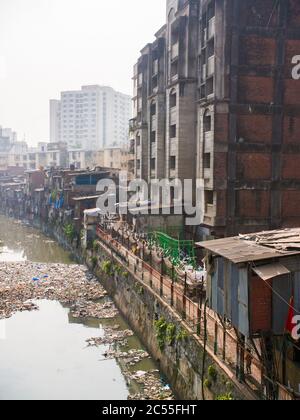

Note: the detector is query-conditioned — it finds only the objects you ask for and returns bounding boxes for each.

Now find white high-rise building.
[50,85,131,150]
[49,100,61,143]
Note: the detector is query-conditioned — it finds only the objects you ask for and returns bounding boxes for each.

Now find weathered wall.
[89,246,248,401]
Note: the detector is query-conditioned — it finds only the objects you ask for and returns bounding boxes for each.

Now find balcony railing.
[171,42,179,60]
[152,60,158,75]
[208,17,215,39]
[207,56,215,76]
[151,116,157,130]
[170,140,177,156]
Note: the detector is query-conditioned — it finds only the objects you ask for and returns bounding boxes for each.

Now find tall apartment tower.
[130,0,199,183]
[131,0,300,239]
[50,100,61,143]
[50,85,131,150]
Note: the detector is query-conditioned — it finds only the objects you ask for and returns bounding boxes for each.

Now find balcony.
[152,59,158,75]
[138,73,143,87]
[129,118,138,131]
[171,42,179,60]
[204,168,212,180]
[170,139,177,156]
[136,145,141,159]
[151,144,157,159]
[170,169,176,179]
[207,56,215,77]
[204,132,213,153]
[151,116,157,131]
[202,64,207,82]
[137,98,142,111]
[170,107,177,125]
[208,17,215,40]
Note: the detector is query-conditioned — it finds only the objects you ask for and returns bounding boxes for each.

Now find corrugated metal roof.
[197,230,300,264]
[72,195,101,202]
[252,263,291,281]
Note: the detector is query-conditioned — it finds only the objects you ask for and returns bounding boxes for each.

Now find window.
[136,160,141,170]
[204,112,212,132]
[136,135,141,146]
[204,153,211,169]
[170,90,177,108]
[150,102,156,116]
[150,158,156,170]
[170,156,176,170]
[205,191,214,213]
[170,125,177,139]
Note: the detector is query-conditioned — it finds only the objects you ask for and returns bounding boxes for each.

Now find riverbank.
[0,214,252,400]
[0,216,174,400]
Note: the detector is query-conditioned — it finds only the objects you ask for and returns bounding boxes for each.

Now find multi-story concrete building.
[196,0,300,238]
[131,0,300,239]
[131,0,198,183]
[50,85,132,150]
[68,147,129,171]
[49,100,61,143]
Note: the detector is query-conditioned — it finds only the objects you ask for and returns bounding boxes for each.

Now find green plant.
[216,393,234,401]
[51,190,58,201]
[176,328,189,342]
[208,365,218,382]
[93,240,100,252]
[154,317,168,351]
[204,379,212,389]
[166,324,176,346]
[113,264,123,275]
[90,256,98,268]
[135,283,144,295]
[154,318,177,349]
[101,260,112,275]
[122,271,129,278]
[63,223,75,241]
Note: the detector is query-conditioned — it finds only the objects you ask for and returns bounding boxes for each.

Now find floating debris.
[71,300,118,320]
[0,262,107,319]
[86,328,134,346]
[101,349,150,365]
[127,370,174,400]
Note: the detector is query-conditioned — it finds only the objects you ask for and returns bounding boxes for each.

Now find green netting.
[146,225,184,240]
[150,231,196,267]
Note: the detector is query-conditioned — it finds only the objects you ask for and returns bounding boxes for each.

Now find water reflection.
[0,300,131,400]
[0,216,72,264]
[0,216,159,400]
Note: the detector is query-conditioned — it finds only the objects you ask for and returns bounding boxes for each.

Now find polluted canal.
[0,216,173,400]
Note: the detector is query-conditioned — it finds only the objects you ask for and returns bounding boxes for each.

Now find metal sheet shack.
[198,229,300,399]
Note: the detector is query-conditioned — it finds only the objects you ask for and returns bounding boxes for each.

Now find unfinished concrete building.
[131,0,300,239]
[130,0,199,184]
[197,0,300,238]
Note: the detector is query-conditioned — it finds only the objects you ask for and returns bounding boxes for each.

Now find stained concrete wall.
[90,245,249,400]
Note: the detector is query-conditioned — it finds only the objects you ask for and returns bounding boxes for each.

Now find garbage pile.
[71,300,118,320]
[101,349,150,365]
[0,262,107,320]
[127,371,174,400]
[86,328,134,347]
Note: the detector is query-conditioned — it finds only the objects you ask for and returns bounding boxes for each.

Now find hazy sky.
[0,0,166,145]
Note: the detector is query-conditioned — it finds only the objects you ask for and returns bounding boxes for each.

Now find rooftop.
[72,195,101,202]
[197,228,300,264]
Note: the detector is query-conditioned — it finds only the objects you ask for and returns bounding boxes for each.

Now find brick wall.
[237,153,272,180]
[237,115,273,144]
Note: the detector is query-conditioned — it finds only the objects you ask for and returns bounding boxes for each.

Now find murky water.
[0,216,71,264]
[0,216,158,400]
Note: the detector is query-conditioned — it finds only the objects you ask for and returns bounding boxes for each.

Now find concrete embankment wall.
[86,245,249,401]
[17,216,250,400]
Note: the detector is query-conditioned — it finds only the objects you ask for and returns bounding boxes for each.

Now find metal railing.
[95,225,296,401]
